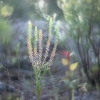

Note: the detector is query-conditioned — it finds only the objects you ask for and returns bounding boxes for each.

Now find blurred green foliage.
[91,65,99,74]
[0,0,100,89]
[58,0,100,87]
[0,18,12,46]
[1,5,13,17]
[0,0,64,20]
[0,0,42,19]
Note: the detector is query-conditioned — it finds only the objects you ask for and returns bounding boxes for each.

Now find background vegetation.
[0,0,100,99]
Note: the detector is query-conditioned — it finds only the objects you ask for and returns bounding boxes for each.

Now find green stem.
[49,70,58,100]
[34,68,42,100]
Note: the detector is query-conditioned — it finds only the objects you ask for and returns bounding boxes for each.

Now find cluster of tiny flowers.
[48,21,59,66]
[27,18,59,69]
[49,46,57,66]
[42,18,52,65]
[34,26,38,55]
[38,30,43,66]
[27,21,39,68]
[27,21,34,66]
[48,36,58,66]
[33,26,39,67]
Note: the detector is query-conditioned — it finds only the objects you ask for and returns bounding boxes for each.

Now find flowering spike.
[27,18,59,68]
[27,21,34,65]
[48,20,60,66]
[34,26,38,55]
[42,17,52,65]
[39,30,43,66]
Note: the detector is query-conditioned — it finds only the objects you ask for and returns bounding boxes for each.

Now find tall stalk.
[27,17,60,99]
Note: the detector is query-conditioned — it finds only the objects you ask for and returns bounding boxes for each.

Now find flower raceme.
[27,18,60,69]
[27,18,60,100]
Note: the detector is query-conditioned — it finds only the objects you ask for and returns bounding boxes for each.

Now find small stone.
[74,90,79,96]
[74,96,80,100]
[0,82,5,93]
[33,96,36,100]
[6,84,15,92]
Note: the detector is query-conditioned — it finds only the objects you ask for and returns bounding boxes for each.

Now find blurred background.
[0,0,100,100]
